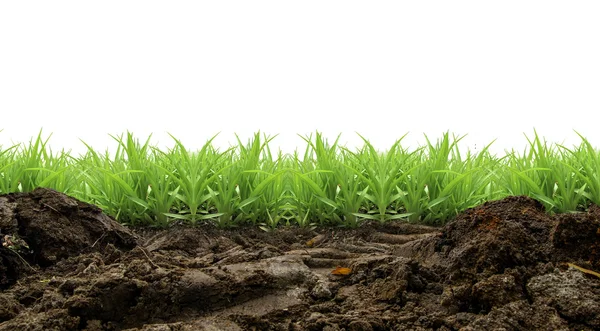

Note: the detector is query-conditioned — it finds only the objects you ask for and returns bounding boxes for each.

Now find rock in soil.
[1,190,599,330]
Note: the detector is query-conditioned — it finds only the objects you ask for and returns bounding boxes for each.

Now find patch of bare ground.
[1,189,599,330]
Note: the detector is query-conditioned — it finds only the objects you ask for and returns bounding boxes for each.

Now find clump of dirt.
[1,189,599,330]
[0,188,137,289]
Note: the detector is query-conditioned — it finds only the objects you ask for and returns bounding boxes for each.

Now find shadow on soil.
[1,188,600,330]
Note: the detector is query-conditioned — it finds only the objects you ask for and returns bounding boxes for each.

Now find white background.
[1,1,599,156]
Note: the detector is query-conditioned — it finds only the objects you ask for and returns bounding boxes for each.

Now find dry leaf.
[331,266,352,275]
[306,234,325,247]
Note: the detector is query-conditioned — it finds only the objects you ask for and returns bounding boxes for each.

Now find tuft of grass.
[0,130,79,194]
[502,130,590,213]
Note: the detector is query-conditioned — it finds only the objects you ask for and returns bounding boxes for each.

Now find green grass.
[1,129,598,229]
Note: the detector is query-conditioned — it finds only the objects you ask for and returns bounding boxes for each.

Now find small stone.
[311,281,333,299]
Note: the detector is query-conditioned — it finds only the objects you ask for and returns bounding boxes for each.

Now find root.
[370,232,440,245]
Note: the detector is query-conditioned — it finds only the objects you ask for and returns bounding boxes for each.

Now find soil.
[1,188,599,330]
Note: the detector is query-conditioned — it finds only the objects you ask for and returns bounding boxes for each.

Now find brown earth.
[1,188,599,330]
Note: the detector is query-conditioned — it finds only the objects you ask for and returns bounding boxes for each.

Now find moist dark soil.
[1,188,600,330]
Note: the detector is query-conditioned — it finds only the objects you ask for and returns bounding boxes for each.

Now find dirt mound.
[1,190,599,330]
[0,188,138,289]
